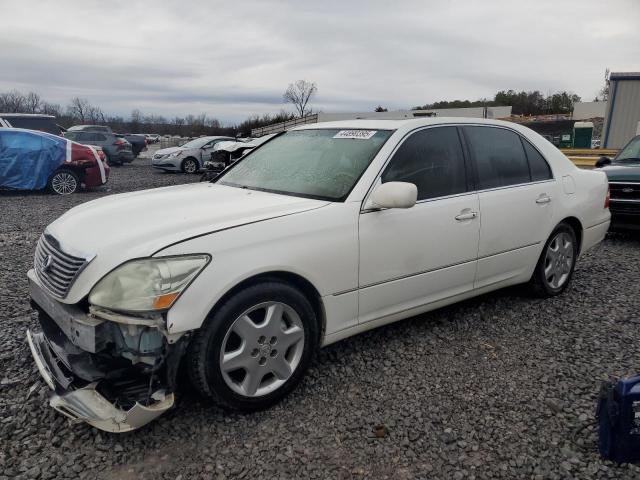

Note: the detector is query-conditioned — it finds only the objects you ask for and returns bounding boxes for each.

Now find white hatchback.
[27,118,610,432]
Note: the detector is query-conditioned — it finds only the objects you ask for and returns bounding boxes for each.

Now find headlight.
[89,255,210,312]
[168,151,182,158]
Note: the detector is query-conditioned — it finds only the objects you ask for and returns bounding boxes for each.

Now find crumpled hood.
[45,183,329,303]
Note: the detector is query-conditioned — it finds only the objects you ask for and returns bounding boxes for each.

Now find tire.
[528,222,578,297]
[187,281,319,411]
[182,157,199,174]
[48,169,80,195]
[107,154,122,167]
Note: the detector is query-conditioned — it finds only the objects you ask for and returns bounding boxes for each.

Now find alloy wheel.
[51,172,77,195]
[219,301,305,397]
[184,159,198,173]
[543,231,574,289]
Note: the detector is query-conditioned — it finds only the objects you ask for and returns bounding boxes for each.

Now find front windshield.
[180,137,213,149]
[216,128,393,201]
[615,136,640,164]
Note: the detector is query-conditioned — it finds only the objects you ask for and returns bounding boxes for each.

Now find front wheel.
[48,169,79,195]
[528,222,578,297]
[182,158,199,174]
[187,281,319,411]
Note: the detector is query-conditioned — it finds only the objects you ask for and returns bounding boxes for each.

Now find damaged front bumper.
[26,271,185,433]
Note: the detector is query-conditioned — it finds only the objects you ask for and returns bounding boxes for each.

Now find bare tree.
[24,92,42,113]
[0,90,27,112]
[67,97,91,122]
[40,102,62,116]
[283,80,317,118]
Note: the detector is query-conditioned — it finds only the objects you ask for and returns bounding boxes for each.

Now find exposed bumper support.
[27,328,174,433]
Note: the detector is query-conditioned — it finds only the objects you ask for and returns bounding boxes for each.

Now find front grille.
[609,182,640,202]
[34,234,92,299]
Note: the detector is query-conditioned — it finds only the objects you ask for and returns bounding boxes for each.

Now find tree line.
[411,89,584,116]
[1,84,590,139]
[0,90,296,137]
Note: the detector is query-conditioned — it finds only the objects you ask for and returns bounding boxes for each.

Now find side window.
[76,132,91,142]
[464,126,530,189]
[94,134,107,142]
[381,126,468,201]
[64,132,77,141]
[522,140,552,181]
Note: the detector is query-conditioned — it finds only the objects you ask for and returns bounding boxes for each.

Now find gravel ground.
[1,152,640,479]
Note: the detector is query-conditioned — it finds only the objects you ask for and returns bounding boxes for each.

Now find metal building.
[602,72,640,148]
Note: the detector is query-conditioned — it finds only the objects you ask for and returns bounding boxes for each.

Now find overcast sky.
[0,0,638,124]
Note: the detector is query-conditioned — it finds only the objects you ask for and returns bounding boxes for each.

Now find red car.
[0,128,109,195]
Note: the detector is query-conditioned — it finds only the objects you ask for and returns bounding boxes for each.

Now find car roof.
[0,113,56,118]
[292,117,517,132]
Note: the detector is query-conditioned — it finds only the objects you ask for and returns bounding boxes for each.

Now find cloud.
[0,0,638,123]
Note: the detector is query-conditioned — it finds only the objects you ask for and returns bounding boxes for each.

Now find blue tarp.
[0,129,68,190]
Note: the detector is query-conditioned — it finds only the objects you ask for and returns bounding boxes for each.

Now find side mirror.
[370,182,417,209]
[595,156,612,168]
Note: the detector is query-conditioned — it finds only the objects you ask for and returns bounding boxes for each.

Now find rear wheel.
[182,157,199,174]
[528,222,578,297]
[187,281,319,411]
[48,169,79,195]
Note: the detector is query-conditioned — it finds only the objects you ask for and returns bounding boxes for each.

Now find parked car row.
[0,128,109,194]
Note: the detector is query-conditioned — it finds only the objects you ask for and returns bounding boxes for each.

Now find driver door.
[358,126,480,324]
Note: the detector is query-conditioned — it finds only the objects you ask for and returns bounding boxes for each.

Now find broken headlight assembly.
[88,255,210,313]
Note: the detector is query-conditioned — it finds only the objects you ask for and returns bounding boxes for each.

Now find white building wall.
[572,101,607,120]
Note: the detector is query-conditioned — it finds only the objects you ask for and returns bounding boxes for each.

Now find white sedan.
[151,135,234,173]
[26,118,610,431]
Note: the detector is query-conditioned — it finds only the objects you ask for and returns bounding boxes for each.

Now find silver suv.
[64,130,134,165]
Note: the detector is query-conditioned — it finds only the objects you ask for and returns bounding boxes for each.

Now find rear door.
[358,126,480,324]
[462,126,556,288]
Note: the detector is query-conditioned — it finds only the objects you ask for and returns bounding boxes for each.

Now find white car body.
[151,135,234,172]
[27,118,610,431]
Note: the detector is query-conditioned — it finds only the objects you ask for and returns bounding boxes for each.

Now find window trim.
[361,123,557,213]
[361,124,476,212]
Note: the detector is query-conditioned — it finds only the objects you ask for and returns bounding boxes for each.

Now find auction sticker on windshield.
[333,130,378,140]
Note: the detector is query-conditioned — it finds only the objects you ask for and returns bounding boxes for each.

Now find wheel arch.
[558,216,583,254]
[205,271,326,344]
[52,165,85,181]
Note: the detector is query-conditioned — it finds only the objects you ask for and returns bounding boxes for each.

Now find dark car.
[64,130,134,165]
[596,135,640,230]
[118,134,147,157]
[0,113,63,135]
[0,128,109,195]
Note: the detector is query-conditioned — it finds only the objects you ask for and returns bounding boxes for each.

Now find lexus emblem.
[622,187,634,193]
[40,254,53,273]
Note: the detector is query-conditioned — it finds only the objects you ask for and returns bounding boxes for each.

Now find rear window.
[522,139,552,181]
[2,116,60,135]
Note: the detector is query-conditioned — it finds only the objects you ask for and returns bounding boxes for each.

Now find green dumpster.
[573,121,594,148]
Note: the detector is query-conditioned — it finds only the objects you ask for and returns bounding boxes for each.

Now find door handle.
[455,211,477,221]
[536,194,551,204]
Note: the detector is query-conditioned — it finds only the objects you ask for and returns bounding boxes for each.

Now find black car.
[0,114,63,135]
[596,135,640,230]
[118,134,147,157]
